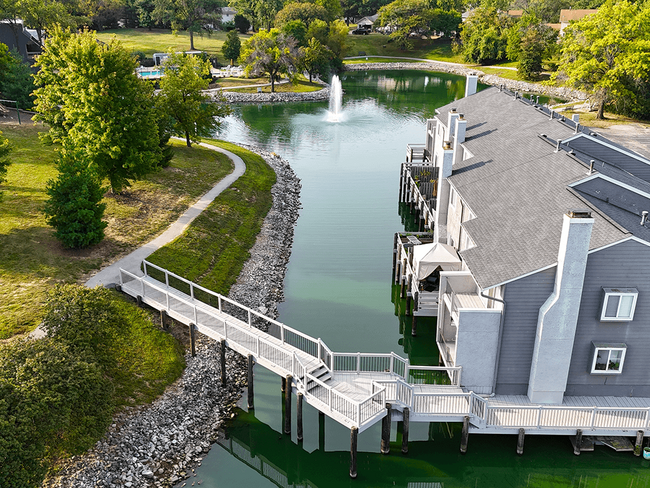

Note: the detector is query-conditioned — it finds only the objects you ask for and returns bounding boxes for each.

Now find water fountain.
[327,74,343,122]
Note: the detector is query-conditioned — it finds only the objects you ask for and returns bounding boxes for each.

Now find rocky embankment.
[207,86,330,104]
[344,62,589,101]
[43,149,301,488]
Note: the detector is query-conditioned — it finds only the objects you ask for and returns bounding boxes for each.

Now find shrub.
[234,14,251,34]
[43,151,107,249]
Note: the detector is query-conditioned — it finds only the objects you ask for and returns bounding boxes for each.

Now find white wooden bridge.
[119,261,650,467]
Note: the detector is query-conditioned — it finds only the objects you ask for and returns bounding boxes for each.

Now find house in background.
[357,14,379,31]
[400,77,650,409]
[220,7,237,24]
[0,19,41,62]
[559,8,598,34]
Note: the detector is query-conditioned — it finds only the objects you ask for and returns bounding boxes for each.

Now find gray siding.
[566,239,650,397]
[568,137,650,183]
[496,268,556,395]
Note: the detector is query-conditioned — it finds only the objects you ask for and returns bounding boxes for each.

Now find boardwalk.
[120,261,650,438]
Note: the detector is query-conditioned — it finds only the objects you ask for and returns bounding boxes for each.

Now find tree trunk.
[185,131,191,147]
[309,72,312,83]
[189,30,195,51]
[596,98,605,120]
[271,76,275,93]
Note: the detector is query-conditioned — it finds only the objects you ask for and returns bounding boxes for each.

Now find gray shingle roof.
[437,88,632,289]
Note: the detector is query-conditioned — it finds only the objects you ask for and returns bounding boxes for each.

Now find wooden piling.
[220,339,227,386]
[411,315,417,336]
[402,407,410,454]
[297,392,304,442]
[392,234,398,279]
[350,427,358,479]
[460,416,469,454]
[574,429,583,456]
[395,260,401,285]
[319,411,325,452]
[247,354,254,410]
[284,375,292,435]
[281,376,286,393]
[136,295,142,306]
[381,403,392,454]
[399,165,405,202]
[517,428,525,455]
[160,310,167,329]
[189,323,196,357]
[405,295,412,316]
[635,430,644,456]
[400,269,407,298]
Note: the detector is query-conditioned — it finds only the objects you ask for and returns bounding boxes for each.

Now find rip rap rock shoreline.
[42,147,302,488]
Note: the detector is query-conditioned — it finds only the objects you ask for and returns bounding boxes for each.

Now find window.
[450,187,457,209]
[464,232,474,250]
[591,344,626,374]
[600,288,638,321]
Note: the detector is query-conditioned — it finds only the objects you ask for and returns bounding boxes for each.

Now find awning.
[413,242,462,280]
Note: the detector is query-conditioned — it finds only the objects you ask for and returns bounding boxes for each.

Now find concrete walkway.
[86,140,246,288]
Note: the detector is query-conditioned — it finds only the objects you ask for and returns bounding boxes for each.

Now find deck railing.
[121,262,650,434]
[406,144,430,163]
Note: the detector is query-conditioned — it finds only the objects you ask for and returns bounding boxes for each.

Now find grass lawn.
[95,28,252,59]
[147,140,275,297]
[0,124,233,339]
[345,34,465,64]
[344,56,427,63]
[230,79,322,93]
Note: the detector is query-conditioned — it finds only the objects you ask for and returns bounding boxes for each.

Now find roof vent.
[641,211,649,226]
[555,139,563,152]
[567,209,592,219]
[450,108,457,113]
[458,113,464,120]
[588,159,595,175]
[443,141,452,150]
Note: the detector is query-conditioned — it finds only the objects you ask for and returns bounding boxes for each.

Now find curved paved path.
[86,140,246,288]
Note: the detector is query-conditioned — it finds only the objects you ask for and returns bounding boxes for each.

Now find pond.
[184,70,649,487]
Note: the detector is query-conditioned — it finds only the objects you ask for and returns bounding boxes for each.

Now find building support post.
[160,310,168,329]
[635,430,644,457]
[319,411,325,452]
[460,416,470,454]
[402,407,410,454]
[405,295,412,317]
[350,427,358,479]
[381,403,392,454]
[281,376,286,393]
[517,428,525,455]
[392,234,398,279]
[284,375,292,435]
[247,354,254,410]
[189,323,196,357]
[297,393,304,442]
[220,339,227,386]
[574,429,583,456]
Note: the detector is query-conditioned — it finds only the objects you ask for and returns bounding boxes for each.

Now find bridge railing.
[142,260,321,358]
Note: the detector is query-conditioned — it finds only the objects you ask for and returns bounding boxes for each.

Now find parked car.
[351,27,370,35]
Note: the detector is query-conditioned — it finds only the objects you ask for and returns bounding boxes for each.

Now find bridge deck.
[120,261,650,437]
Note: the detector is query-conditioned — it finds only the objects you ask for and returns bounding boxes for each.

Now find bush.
[43,151,107,249]
[132,50,147,63]
[0,45,36,110]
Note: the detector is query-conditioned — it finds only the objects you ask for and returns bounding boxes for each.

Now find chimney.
[434,144,455,244]
[447,108,459,140]
[465,74,478,97]
[453,114,467,166]
[528,210,594,404]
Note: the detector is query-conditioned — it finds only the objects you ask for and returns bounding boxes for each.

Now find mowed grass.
[0,124,233,339]
[230,78,322,93]
[147,140,276,296]
[344,56,427,63]
[345,34,465,63]
[95,28,252,58]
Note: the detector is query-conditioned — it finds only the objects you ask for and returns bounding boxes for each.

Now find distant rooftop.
[559,9,597,22]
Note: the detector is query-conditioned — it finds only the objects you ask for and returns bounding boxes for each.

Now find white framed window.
[464,232,474,250]
[450,186,457,209]
[600,288,638,321]
[591,343,627,374]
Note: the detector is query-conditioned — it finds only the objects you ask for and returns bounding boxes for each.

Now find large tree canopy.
[33,28,161,193]
[153,0,222,50]
[458,6,512,64]
[557,0,650,119]
[156,52,231,147]
[240,28,300,92]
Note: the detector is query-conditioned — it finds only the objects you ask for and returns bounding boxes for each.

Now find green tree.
[282,19,309,46]
[222,28,242,63]
[276,2,331,26]
[506,14,557,79]
[234,12,251,32]
[20,0,76,41]
[157,52,231,147]
[0,46,36,110]
[429,8,462,37]
[557,0,650,119]
[378,0,435,50]
[458,6,512,64]
[44,150,108,249]
[307,18,329,43]
[241,29,300,92]
[326,18,348,58]
[300,37,332,81]
[153,0,222,50]
[33,28,161,193]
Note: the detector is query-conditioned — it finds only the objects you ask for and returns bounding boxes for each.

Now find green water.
[187,71,650,487]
